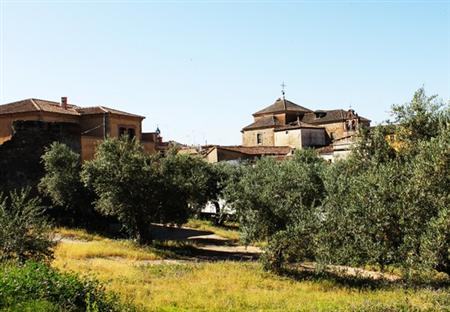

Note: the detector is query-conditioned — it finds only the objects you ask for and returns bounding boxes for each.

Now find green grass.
[0,261,136,312]
[52,228,450,311]
[0,300,61,312]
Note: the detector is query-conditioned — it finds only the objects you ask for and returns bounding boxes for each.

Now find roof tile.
[253,98,312,116]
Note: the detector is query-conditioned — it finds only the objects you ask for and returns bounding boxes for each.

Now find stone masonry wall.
[0,120,81,192]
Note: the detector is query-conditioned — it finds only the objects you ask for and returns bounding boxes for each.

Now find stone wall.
[242,128,275,146]
[0,120,81,192]
[274,128,302,148]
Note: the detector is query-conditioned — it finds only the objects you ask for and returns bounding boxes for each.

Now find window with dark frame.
[127,128,136,138]
[118,126,136,139]
[257,133,263,144]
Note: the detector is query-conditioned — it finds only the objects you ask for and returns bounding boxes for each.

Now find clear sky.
[1,0,449,145]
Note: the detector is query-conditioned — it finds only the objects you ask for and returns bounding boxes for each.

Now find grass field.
[52,228,450,312]
[184,219,241,241]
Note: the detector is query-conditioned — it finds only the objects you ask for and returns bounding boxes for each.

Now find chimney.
[61,97,68,109]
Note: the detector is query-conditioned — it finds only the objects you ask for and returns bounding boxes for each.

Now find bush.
[228,88,449,277]
[158,150,225,221]
[82,138,160,244]
[82,138,227,244]
[39,142,97,227]
[319,88,450,276]
[0,262,136,312]
[228,149,326,271]
[0,188,54,263]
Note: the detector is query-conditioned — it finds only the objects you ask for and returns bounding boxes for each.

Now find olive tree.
[228,149,326,271]
[39,142,96,226]
[81,138,163,244]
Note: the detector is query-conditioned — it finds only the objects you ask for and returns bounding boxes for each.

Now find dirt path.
[56,226,401,281]
[150,224,261,261]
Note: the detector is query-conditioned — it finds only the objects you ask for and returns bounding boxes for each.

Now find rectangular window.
[127,128,136,138]
[256,133,263,144]
[118,126,136,139]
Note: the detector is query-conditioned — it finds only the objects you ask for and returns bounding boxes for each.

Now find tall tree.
[81,138,160,244]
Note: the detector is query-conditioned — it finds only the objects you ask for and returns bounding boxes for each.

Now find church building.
[241,97,370,151]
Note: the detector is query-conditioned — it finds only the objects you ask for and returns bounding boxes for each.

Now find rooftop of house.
[253,98,312,116]
[242,115,283,131]
[208,145,294,156]
[302,109,370,124]
[243,98,371,131]
[0,98,145,119]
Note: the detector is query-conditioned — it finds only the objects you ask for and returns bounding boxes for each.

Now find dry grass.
[54,228,160,261]
[185,219,240,241]
[52,228,450,311]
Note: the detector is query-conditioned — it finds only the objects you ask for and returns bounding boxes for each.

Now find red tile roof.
[302,110,370,124]
[216,145,293,156]
[0,98,144,118]
[0,98,79,116]
[77,106,144,118]
[253,98,312,116]
[242,115,282,131]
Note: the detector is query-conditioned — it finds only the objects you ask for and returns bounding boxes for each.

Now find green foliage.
[39,142,96,226]
[391,87,446,146]
[350,125,397,167]
[0,188,54,263]
[82,137,160,244]
[320,159,409,268]
[228,88,449,278]
[81,138,223,244]
[0,262,136,312]
[39,142,83,208]
[159,152,222,219]
[320,88,450,276]
[228,149,326,271]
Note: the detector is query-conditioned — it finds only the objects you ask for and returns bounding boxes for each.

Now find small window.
[256,133,263,144]
[128,128,136,138]
[119,127,126,137]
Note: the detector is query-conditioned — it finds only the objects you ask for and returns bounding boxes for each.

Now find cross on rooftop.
[281,81,286,100]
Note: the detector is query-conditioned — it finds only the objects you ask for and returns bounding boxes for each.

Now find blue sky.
[1,1,449,145]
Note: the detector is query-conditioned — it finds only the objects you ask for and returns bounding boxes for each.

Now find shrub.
[228,149,326,271]
[158,151,225,221]
[0,188,54,263]
[81,137,160,244]
[39,142,97,227]
[319,89,450,276]
[82,138,228,244]
[0,262,136,311]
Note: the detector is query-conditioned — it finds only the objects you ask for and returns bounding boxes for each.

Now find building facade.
[241,97,370,159]
[0,97,165,160]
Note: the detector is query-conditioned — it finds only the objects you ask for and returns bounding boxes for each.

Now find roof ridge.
[29,98,41,111]
[31,98,59,105]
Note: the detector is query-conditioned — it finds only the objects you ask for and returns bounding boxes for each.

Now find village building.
[242,97,370,149]
[203,145,294,163]
[199,95,370,163]
[0,97,166,160]
[240,96,370,161]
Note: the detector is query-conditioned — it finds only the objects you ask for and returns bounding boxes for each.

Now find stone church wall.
[242,128,274,146]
